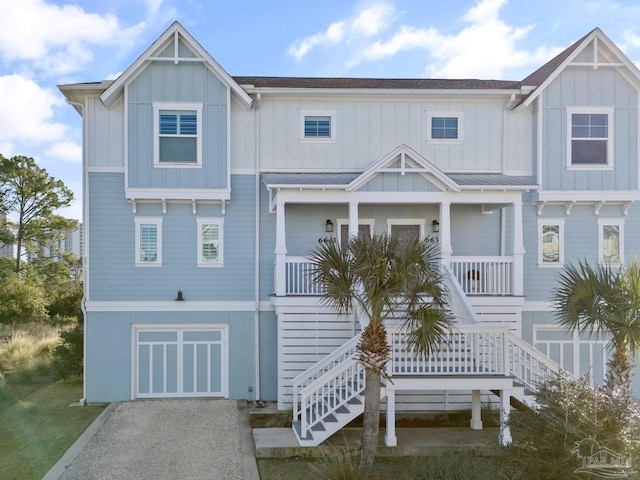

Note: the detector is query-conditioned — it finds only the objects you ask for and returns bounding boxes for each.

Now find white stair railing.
[443,264,479,325]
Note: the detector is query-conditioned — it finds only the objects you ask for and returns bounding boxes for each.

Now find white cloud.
[45,141,82,163]
[289,2,395,60]
[0,0,145,75]
[0,74,66,144]
[359,0,558,79]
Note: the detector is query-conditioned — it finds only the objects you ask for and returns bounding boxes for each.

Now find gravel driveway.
[52,399,258,480]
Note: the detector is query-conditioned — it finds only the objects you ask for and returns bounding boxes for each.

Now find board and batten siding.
[88,173,256,301]
[126,55,229,190]
[541,66,639,191]
[85,95,124,169]
[256,96,532,174]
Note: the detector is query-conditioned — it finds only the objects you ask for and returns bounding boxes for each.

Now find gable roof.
[517,28,640,108]
[100,21,253,108]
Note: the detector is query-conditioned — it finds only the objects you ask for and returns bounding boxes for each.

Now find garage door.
[135,326,228,398]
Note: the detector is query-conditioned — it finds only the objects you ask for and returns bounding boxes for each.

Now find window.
[387,219,425,241]
[135,217,162,266]
[537,219,564,266]
[154,102,202,167]
[300,110,336,142]
[598,219,624,265]
[567,107,613,168]
[197,218,223,266]
[427,112,463,142]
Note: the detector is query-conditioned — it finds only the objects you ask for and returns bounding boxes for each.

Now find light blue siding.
[358,173,442,192]
[450,205,501,256]
[88,173,255,301]
[259,311,278,400]
[541,67,638,191]
[84,310,261,402]
[127,60,228,190]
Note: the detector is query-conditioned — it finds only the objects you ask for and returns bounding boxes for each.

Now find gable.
[347,145,460,193]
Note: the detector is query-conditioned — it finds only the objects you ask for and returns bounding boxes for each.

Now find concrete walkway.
[44,399,260,480]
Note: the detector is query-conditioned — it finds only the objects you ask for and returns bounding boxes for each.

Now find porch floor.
[253,426,500,458]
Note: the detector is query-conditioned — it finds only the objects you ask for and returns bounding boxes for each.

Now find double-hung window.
[154,102,202,167]
[197,218,223,267]
[567,107,613,168]
[427,112,463,142]
[135,217,162,266]
[598,219,623,265]
[537,219,564,267]
[300,110,336,142]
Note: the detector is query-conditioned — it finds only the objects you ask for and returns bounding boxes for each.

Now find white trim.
[537,190,640,202]
[153,101,203,168]
[336,218,375,245]
[387,218,426,239]
[86,300,265,312]
[125,187,231,201]
[196,217,224,267]
[566,106,614,170]
[598,218,625,266]
[134,217,162,267]
[299,109,337,142]
[426,111,464,143]
[132,324,229,399]
[537,218,565,267]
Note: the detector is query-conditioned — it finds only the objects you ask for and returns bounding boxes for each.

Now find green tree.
[0,155,74,272]
[0,271,48,323]
[308,234,451,474]
[29,253,83,321]
[552,259,640,401]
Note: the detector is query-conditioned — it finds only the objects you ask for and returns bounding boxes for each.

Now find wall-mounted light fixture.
[175,290,185,301]
[325,219,334,233]
[432,219,440,233]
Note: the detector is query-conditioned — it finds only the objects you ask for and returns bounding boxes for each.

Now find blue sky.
[2,0,640,220]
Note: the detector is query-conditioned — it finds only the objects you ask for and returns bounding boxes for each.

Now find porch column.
[499,389,512,445]
[348,202,359,239]
[439,201,452,264]
[275,199,287,296]
[512,200,525,296]
[470,390,483,430]
[385,385,397,446]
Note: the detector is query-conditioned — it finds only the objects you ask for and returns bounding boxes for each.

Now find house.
[59,22,640,446]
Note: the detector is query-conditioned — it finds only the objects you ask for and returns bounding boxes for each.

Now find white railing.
[443,265,478,325]
[284,256,324,295]
[506,332,567,392]
[449,256,514,295]
[387,324,506,376]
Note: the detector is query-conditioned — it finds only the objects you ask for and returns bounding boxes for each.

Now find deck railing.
[283,255,514,296]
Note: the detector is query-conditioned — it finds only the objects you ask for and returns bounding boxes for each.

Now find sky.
[3,0,640,221]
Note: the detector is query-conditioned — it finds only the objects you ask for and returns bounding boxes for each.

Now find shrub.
[403,454,503,480]
[0,326,59,380]
[51,324,83,379]
[0,273,48,324]
[504,376,640,479]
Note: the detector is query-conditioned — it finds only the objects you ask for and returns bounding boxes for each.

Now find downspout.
[66,97,88,406]
[254,93,262,401]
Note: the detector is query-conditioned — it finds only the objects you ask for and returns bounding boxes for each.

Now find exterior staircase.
[291,266,568,447]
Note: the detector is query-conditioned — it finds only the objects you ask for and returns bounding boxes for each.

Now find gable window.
[598,219,623,265]
[300,110,336,142]
[135,217,162,266]
[567,107,613,168]
[197,218,223,267]
[538,219,564,267]
[154,102,202,167]
[427,112,463,142]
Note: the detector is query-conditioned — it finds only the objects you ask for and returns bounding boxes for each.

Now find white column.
[348,202,359,239]
[512,200,525,296]
[499,389,512,445]
[439,201,452,263]
[385,385,397,446]
[274,199,287,296]
[470,390,483,430]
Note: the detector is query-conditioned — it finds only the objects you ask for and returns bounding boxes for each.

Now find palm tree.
[308,233,451,473]
[552,259,640,400]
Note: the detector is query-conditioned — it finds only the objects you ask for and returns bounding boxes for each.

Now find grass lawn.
[0,375,105,480]
[257,457,412,480]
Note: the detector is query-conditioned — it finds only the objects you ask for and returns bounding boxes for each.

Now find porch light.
[432,219,440,233]
[325,219,334,233]
[175,290,185,301]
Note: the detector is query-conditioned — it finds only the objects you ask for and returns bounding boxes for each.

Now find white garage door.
[134,326,228,398]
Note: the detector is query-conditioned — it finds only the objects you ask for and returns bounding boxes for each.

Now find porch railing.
[449,256,513,295]
[283,255,514,296]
